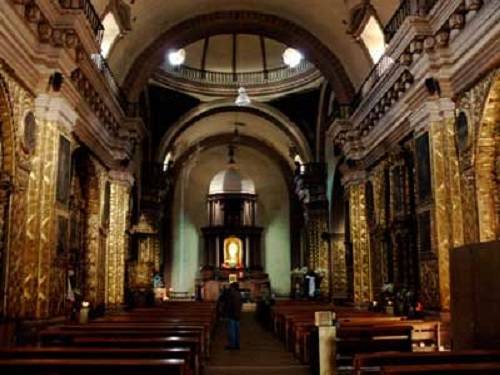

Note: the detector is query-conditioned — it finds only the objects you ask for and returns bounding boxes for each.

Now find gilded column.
[32,95,77,318]
[429,99,464,311]
[345,173,372,305]
[106,171,133,308]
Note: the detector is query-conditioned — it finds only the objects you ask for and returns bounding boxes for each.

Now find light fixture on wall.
[168,48,186,66]
[282,47,303,68]
[235,87,251,106]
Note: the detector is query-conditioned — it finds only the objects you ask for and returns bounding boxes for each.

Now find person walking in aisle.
[224,282,242,350]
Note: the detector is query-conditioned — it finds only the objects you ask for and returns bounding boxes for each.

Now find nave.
[0,0,499,374]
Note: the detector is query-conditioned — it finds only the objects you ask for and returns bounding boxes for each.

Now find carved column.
[344,173,372,305]
[428,99,464,311]
[106,171,132,308]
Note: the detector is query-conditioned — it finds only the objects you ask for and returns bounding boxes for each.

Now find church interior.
[0,0,499,374]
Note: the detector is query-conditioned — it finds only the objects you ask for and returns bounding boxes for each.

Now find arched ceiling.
[158,109,311,171]
[92,0,399,95]
[182,34,292,73]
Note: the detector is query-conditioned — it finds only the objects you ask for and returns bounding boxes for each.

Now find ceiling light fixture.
[235,87,251,106]
[168,48,186,66]
[282,47,303,68]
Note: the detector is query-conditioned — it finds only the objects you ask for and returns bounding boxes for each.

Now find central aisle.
[206,312,311,375]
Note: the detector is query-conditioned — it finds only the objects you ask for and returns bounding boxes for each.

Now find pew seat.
[0,358,186,375]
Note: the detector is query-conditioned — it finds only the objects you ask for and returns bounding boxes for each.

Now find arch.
[475,72,500,241]
[171,133,295,186]
[166,139,293,294]
[122,11,355,104]
[156,99,313,166]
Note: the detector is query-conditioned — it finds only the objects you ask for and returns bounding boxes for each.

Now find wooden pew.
[354,350,500,375]
[0,347,192,374]
[0,358,186,375]
[54,323,209,357]
[66,335,201,375]
[380,362,500,374]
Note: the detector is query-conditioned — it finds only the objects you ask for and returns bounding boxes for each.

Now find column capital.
[34,94,78,134]
[109,170,135,187]
[340,169,367,188]
[409,97,456,133]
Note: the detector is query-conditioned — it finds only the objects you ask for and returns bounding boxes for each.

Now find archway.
[122,11,355,104]
[0,74,15,316]
[156,100,313,166]
[166,137,294,296]
[475,72,500,242]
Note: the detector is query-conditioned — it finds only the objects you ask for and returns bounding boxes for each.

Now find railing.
[358,54,396,99]
[91,54,126,105]
[59,0,104,44]
[384,0,439,43]
[162,60,316,87]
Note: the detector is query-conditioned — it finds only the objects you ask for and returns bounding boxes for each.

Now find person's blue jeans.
[227,319,240,349]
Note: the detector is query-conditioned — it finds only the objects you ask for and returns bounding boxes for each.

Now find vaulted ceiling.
[92,0,399,90]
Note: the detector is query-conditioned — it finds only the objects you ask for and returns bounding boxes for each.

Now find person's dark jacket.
[226,287,242,321]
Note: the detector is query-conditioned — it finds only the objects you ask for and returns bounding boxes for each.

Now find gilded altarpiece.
[128,214,161,289]
[347,182,372,304]
[387,146,419,291]
[0,63,37,318]
[367,165,390,296]
[429,108,464,311]
[455,70,500,244]
[331,233,347,298]
[305,207,330,296]
[107,175,132,307]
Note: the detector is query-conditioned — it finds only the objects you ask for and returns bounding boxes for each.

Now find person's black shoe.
[224,345,234,350]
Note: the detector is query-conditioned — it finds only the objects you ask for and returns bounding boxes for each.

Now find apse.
[170,144,291,295]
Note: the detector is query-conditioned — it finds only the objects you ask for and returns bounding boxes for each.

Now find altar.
[198,149,270,301]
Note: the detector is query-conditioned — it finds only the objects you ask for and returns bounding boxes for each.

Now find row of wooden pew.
[0,301,216,375]
[270,300,500,374]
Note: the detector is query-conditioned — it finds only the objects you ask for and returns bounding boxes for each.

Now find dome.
[209,166,255,195]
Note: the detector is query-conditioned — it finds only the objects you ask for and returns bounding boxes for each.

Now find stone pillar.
[344,173,372,305]
[106,171,133,308]
[428,99,464,311]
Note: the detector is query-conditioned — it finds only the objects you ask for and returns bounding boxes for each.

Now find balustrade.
[59,0,104,44]
[163,60,315,86]
[384,0,438,43]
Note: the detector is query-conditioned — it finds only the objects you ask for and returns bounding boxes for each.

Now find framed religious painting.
[56,136,71,205]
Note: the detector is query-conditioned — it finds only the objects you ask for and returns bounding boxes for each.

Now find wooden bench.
[354,350,500,375]
[66,335,201,375]
[0,358,186,375]
[380,362,500,374]
[0,347,193,374]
